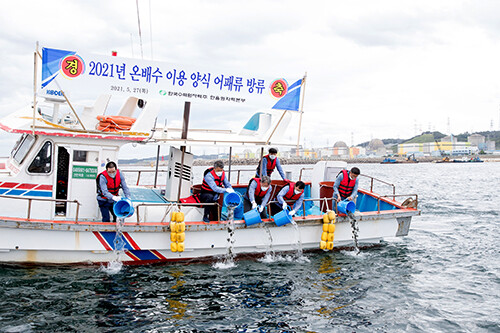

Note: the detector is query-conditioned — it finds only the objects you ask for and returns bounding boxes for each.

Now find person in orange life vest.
[272,181,306,216]
[200,160,234,223]
[256,147,287,180]
[96,161,131,222]
[333,167,360,206]
[243,176,271,218]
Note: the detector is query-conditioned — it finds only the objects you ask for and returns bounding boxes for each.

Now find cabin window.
[11,134,36,164]
[73,150,88,162]
[27,141,52,174]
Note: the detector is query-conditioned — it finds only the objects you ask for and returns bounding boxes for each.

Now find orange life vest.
[284,182,303,201]
[246,177,270,200]
[201,167,226,194]
[256,155,277,177]
[338,169,356,198]
[96,170,122,199]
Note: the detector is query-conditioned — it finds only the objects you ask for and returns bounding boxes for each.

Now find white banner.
[41,47,301,109]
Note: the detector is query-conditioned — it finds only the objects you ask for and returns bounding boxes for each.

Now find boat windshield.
[11,134,36,164]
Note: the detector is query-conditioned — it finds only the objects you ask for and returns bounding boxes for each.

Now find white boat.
[0,47,420,265]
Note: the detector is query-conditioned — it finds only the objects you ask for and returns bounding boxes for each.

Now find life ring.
[96,124,132,132]
[96,115,135,132]
[97,124,117,132]
[96,115,136,126]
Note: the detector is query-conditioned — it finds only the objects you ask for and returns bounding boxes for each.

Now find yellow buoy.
[320,241,327,250]
[328,233,334,242]
[171,211,177,222]
[321,232,328,242]
[177,232,185,242]
[328,210,336,221]
[327,241,334,250]
[328,223,336,233]
[323,214,330,223]
[177,242,185,252]
[170,232,177,242]
[323,224,329,232]
[176,222,186,233]
[176,211,185,222]
[170,242,178,252]
[170,222,177,232]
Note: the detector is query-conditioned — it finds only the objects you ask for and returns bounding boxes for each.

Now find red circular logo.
[61,55,84,78]
[270,79,288,98]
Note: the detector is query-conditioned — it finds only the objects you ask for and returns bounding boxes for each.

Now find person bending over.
[243,175,271,218]
[199,160,234,223]
[96,161,131,222]
[272,180,305,216]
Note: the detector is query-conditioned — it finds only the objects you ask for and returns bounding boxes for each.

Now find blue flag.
[41,47,75,88]
[271,79,302,111]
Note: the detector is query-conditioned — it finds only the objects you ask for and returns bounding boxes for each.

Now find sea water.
[0,162,499,332]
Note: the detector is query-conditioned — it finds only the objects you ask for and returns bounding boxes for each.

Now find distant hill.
[403,131,446,144]
[403,130,500,147]
[359,130,499,153]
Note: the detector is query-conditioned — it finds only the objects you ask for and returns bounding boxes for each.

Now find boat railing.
[359,174,396,197]
[375,194,419,213]
[226,166,313,183]
[0,195,82,222]
[133,201,221,224]
[226,168,255,184]
[269,193,419,217]
[123,168,169,186]
[298,167,313,181]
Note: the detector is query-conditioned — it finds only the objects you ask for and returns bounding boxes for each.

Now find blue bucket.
[224,191,242,208]
[337,199,355,214]
[243,208,262,226]
[273,207,293,226]
[113,198,135,218]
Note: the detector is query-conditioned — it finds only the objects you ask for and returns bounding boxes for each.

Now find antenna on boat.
[149,0,153,60]
[136,0,144,59]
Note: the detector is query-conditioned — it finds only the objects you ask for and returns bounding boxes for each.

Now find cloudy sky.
[1,0,500,156]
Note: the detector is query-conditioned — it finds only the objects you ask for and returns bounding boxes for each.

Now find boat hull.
[0,210,417,265]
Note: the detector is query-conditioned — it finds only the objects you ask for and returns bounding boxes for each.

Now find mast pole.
[296,73,307,153]
[32,42,39,135]
[154,145,160,188]
[228,147,232,182]
[177,101,190,202]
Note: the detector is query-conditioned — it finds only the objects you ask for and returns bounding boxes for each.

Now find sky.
[1,0,500,157]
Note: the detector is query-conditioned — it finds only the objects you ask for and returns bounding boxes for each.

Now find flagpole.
[296,72,307,154]
[32,42,39,135]
[265,110,287,145]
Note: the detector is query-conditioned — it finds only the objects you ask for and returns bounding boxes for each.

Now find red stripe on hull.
[123,232,141,250]
[93,231,113,250]
[17,183,37,189]
[151,250,167,260]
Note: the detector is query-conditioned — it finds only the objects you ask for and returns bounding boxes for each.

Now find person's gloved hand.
[112,196,121,202]
[289,209,296,216]
[282,202,287,210]
[226,188,235,193]
[252,201,258,209]
[258,205,264,213]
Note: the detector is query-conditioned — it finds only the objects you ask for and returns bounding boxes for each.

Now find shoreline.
[121,155,500,166]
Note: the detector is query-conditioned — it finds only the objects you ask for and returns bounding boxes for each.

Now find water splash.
[212,260,237,269]
[347,212,360,255]
[102,218,126,273]
[259,253,310,263]
[216,206,237,268]
[290,220,304,259]
[260,222,275,259]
